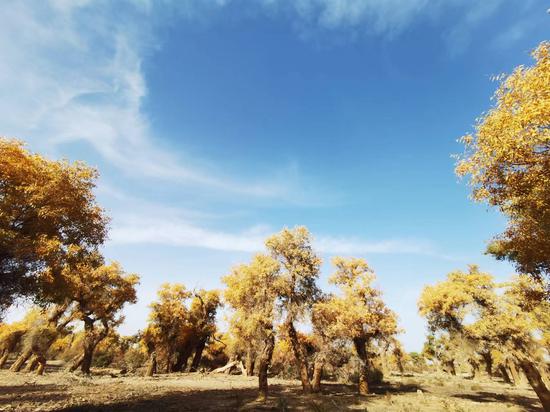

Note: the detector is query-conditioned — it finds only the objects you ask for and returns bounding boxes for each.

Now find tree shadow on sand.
[0,383,70,405]
[54,381,423,412]
[452,391,542,412]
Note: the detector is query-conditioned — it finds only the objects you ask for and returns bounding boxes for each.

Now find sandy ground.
[0,367,543,411]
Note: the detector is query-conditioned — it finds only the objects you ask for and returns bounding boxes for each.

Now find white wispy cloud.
[0,1,299,199]
[109,210,446,257]
[0,0,508,199]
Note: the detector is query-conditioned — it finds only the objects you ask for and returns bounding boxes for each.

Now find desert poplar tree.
[66,259,139,374]
[265,226,321,392]
[419,267,550,411]
[145,284,193,373]
[187,290,221,372]
[223,253,281,399]
[314,257,399,395]
[456,42,550,282]
[0,138,108,314]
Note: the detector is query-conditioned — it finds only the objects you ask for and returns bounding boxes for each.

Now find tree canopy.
[0,138,108,313]
[456,42,550,281]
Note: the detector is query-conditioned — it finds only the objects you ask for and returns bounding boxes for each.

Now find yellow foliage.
[0,138,108,311]
[456,42,550,278]
[265,226,322,322]
[314,257,399,342]
[223,253,281,351]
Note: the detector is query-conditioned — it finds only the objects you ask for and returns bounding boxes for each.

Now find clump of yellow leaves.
[0,138,108,312]
[456,42,550,279]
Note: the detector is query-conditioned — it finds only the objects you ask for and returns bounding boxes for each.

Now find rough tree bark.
[211,360,239,374]
[257,331,275,400]
[444,359,457,376]
[10,349,32,372]
[469,358,480,380]
[507,358,522,386]
[145,351,157,376]
[286,320,312,392]
[12,302,72,374]
[69,354,84,372]
[189,338,207,372]
[173,343,193,372]
[499,365,512,384]
[312,352,327,393]
[245,348,256,377]
[353,338,370,395]
[0,350,9,368]
[80,317,108,375]
[481,351,493,377]
[35,355,46,376]
[516,356,550,412]
[23,354,39,373]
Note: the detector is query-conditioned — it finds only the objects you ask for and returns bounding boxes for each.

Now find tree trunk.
[190,338,207,372]
[80,317,107,375]
[396,357,405,376]
[245,348,256,377]
[311,353,326,393]
[499,365,512,384]
[80,342,94,375]
[211,360,239,374]
[35,355,46,375]
[481,351,493,377]
[286,320,312,392]
[353,338,370,395]
[69,354,84,372]
[172,345,193,373]
[145,352,157,376]
[257,332,275,400]
[444,359,456,376]
[10,349,32,372]
[238,360,247,375]
[469,358,479,380]
[516,357,550,411]
[507,358,521,386]
[0,350,9,368]
[24,354,39,373]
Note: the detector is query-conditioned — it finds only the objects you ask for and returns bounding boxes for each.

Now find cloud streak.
[109,211,447,258]
[0,1,299,199]
[0,0,510,201]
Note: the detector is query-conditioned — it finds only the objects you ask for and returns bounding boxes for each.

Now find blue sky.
[2,0,548,351]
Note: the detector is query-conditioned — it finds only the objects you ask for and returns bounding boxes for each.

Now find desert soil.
[0,367,543,411]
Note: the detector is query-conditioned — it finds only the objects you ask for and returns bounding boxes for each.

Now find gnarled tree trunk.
[173,344,193,372]
[190,338,207,372]
[516,356,550,411]
[10,349,32,372]
[312,352,326,393]
[507,358,522,386]
[35,355,46,375]
[80,317,108,375]
[245,348,256,377]
[353,338,370,395]
[444,359,456,376]
[499,365,512,384]
[469,358,480,380]
[481,351,493,377]
[258,331,275,400]
[0,350,9,368]
[24,354,39,373]
[286,320,312,392]
[69,354,84,372]
[145,351,157,376]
